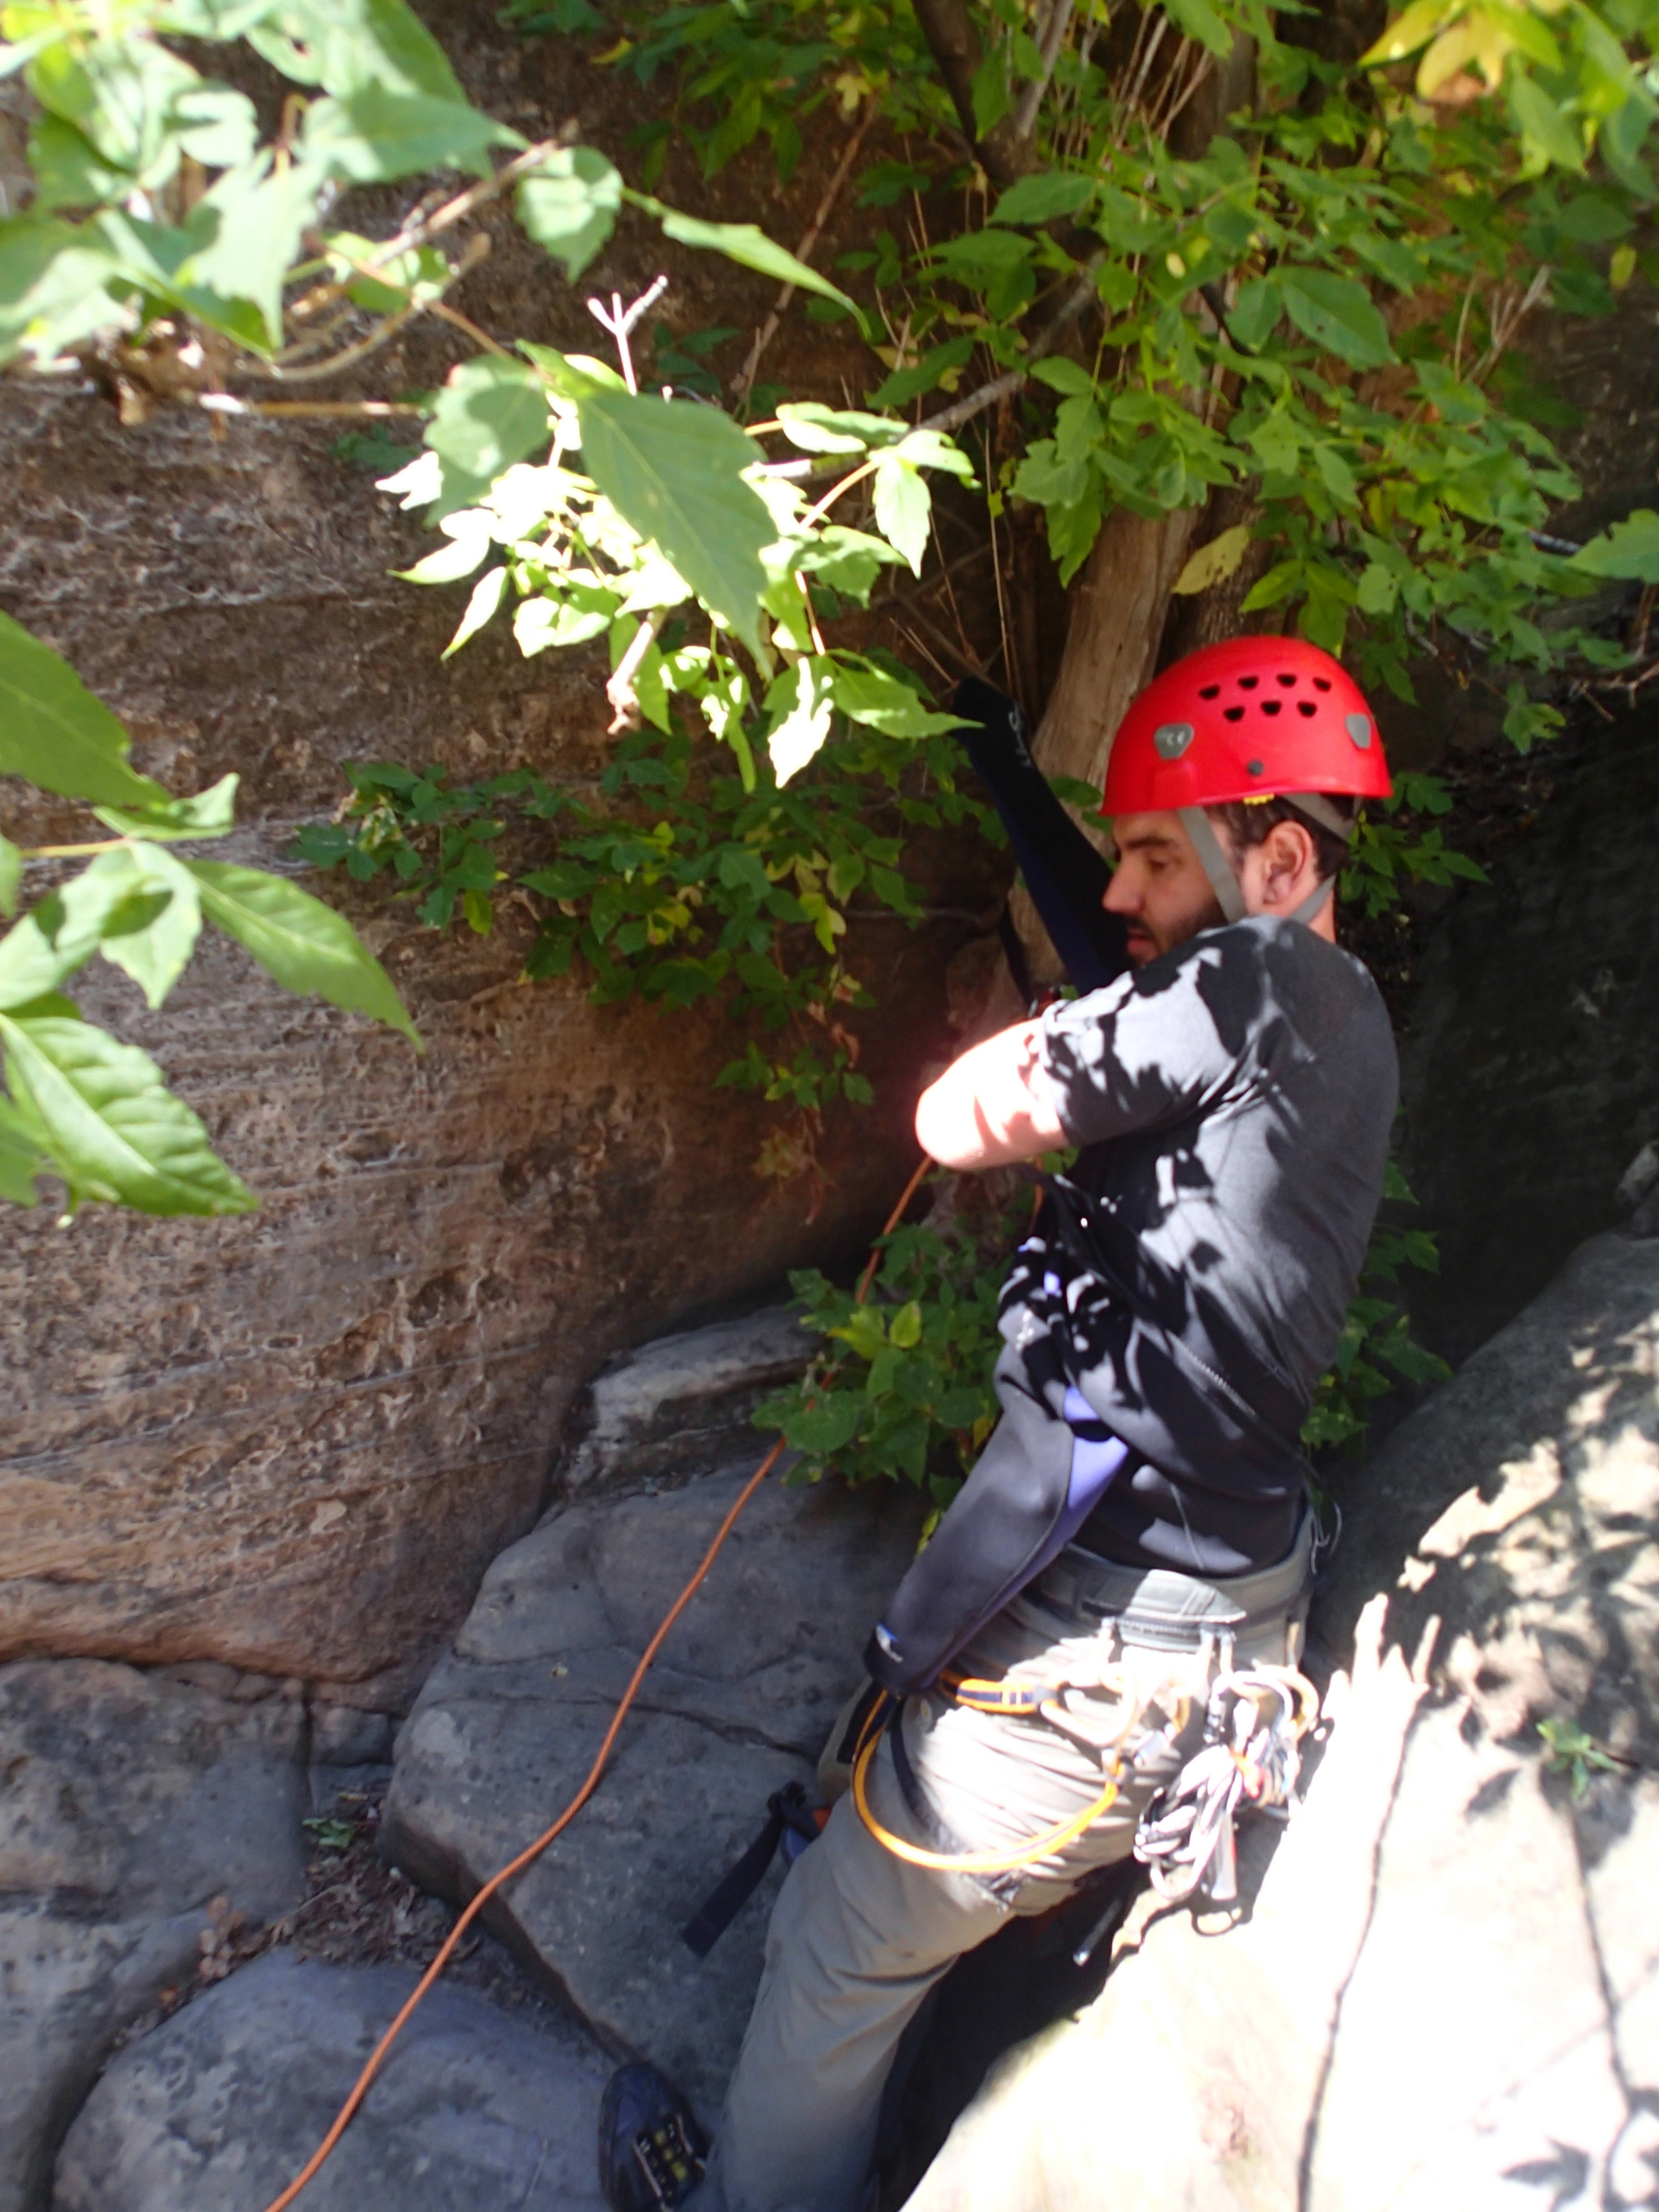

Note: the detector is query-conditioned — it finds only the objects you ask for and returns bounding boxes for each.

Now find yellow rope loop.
[849,1729,1123,1876]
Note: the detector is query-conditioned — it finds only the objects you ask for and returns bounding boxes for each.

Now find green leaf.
[873,456,932,577]
[423,357,551,514]
[305,86,520,184]
[0,847,190,1008]
[1277,269,1395,369]
[0,835,18,919]
[889,1299,924,1348]
[99,843,202,1009]
[93,771,239,842]
[990,172,1096,226]
[171,82,259,169]
[0,216,127,364]
[782,1390,865,1455]
[1508,71,1586,174]
[867,337,974,409]
[1227,274,1281,351]
[186,861,421,1047]
[323,229,449,312]
[27,113,132,213]
[257,0,471,101]
[515,590,618,654]
[1362,0,1454,66]
[831,663,965,738]
[1571,508,1659,582]
[765,656,836,786]
[0,1008,255,1215]
[0,1095,49,1207]
[29,31,198,181]
[1030,357,1096,398]
[575,391,772,657]
[516,147,622,279]
[0,610,169,810]
[517,341,626,398]
[443,566,509,658]
[791,525,902,602]
[647,203,862,320]
[1162,0,1236,57]
[155,1,281,38]
[92,200,271,352]
[176,153,323,350]
[1171,523,1252,595]
[776,403,909,455]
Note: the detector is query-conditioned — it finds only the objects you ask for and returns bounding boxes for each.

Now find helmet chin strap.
[1179,795,1352,932]
[1177,806,1250,925]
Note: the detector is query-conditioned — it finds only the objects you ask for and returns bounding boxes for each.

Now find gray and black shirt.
[1011,913,1399,1576]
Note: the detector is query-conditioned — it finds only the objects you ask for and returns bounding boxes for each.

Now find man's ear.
[1261,818,1319,904]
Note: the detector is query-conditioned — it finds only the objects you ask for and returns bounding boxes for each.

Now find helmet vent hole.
[1313,678,1332,692]
[1261,700,1282,717]
[1297,700,1316,717]
[1198,685,1220,700]
[1276,672,1297,687]
[1238,676,1260,690]
[1223,706,1245,723]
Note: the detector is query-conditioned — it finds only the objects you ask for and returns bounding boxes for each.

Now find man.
[601,636,1399,2212]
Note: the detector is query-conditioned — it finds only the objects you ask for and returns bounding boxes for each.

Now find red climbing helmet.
[1101,636,1392,817]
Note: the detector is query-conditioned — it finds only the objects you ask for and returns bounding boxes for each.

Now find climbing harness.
[849,1645,1319,1901]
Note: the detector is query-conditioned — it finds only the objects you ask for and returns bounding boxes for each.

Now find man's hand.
[914,1019,1070,1170]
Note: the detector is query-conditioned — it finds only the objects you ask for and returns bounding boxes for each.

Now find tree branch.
[914,256,1102,436]
[910,0,1038,185]
[1011,0,1078,140]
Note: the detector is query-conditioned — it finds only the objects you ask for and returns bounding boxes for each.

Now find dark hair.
[1206,795,1358,885]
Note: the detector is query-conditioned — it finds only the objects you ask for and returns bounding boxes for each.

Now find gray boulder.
[902,1232,1659,2211]
[556,1305,815,1497]
[381,1458,924,2114]
[0,1660,308,2212]
[52,1949,608,2212]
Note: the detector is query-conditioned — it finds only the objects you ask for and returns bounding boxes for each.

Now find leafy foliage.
[755,1193,1018,1525]
[1536,1715,1625,1799]
[0,612,416,1216]
[293,719,991,1135]
[575,0,1658,723]
[1302,1160,1452,1451]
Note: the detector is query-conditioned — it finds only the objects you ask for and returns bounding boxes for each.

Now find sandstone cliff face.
[0,372,983,1700]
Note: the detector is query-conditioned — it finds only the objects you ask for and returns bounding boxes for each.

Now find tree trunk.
[995,29,1257,989]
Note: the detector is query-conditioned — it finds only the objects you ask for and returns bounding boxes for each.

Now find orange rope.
[261,1153,933,2212]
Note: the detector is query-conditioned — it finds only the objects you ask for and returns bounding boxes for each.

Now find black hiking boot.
[599,2061,709,2209]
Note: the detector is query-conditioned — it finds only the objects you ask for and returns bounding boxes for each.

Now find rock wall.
[1396,700,1659,1365]
[901,1228,1659,2212]
[0,12,996,1699]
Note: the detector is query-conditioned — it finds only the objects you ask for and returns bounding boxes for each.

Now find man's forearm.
[914,1019,1068,1170]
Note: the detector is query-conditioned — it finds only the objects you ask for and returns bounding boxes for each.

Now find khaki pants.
[691,1575,1298,2212]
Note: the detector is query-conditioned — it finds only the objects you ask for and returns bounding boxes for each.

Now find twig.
[802,455,881,526]
[18,840,127,859]
[356,125,581,275]
[198,398,428,418]
[607,611,666,733]
[587,277,670,393]
[240,299,425,384]
[904,256,1103,441]
[1011,0,1078,140]
[429,298,516,361]
[733,108,876,404]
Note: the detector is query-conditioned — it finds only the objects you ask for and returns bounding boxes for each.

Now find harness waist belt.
[1033,1517,1313,1650]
